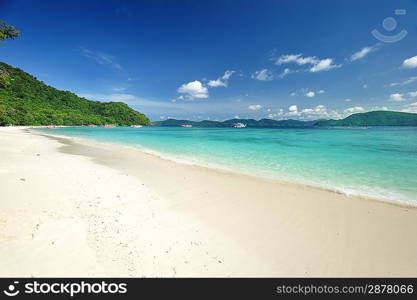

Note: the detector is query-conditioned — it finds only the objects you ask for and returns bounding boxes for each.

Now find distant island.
[155,111,417,128]
[0,62,150,126]
[315,111,417,126]
[154,118,317,127]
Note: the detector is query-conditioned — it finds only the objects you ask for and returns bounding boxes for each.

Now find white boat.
[232,122,246,128]
[131,125,143,128]
[181,124,193,128]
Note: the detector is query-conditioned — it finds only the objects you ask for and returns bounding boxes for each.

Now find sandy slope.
[0,127,416,277]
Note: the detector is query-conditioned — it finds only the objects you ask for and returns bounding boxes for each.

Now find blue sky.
[1,0,417,121]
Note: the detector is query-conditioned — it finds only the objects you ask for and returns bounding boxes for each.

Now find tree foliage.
[0,20,20,41]
[0,62,150,126]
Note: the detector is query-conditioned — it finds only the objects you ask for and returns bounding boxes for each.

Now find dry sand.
[0,127,416,277]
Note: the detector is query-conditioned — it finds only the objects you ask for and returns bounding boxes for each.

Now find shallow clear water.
[37,126,417,204]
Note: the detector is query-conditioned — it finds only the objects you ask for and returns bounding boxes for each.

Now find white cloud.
[402,56,417,69]
[389,76,417,87]
[389,93,406,102]
[280,105,302,117]
[222,70,234,80]
[306,91,315,98]
[177,80,208,100]
[344,106,365,114]
[402,102,417,113]
[268,105,366,121]
[159,115,168,120]
[304,90,325,98]
[248,104,263,111]
[207,70,235,87]
[207,79,225,87]
[302,105,325,113]
[251,69,273,81]
[304,105,342,120]
[408,91,417,98]
[266,105,401,121]
[301,105,328,116]
[275,54,340,73]
[278,68,292,78]
[309,58,339,72]
[350,45,377,61]
[288,105,298,112]
[267,109,284,119]
[276,54,317,65]
[363,84,368,88]
[344,98,352,102]
[402,108,417,113]
[80,47,123,71]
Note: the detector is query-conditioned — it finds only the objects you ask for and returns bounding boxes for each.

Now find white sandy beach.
[0,127,417,277]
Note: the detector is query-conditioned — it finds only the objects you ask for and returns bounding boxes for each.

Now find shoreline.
[1,127,417,277]
[34,128,416,209]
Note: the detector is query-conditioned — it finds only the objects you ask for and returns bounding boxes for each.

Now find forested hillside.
[0,62,150,126]
[315,111,417,126]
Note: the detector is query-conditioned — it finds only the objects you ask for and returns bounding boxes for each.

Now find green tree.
[0,20,20,41]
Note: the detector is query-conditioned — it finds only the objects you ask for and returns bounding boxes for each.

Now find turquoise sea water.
[37,126,417,205]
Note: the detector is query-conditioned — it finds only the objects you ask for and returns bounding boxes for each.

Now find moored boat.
[232,122,247,128]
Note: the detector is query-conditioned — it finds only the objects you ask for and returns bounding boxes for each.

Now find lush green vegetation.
[0,20,19,41]
[0,62,150,126]
[315,111,417,126]
[154,118,316,127]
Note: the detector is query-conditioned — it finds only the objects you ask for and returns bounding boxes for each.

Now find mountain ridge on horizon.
[153,118,317,127]
[155,111,417,127]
